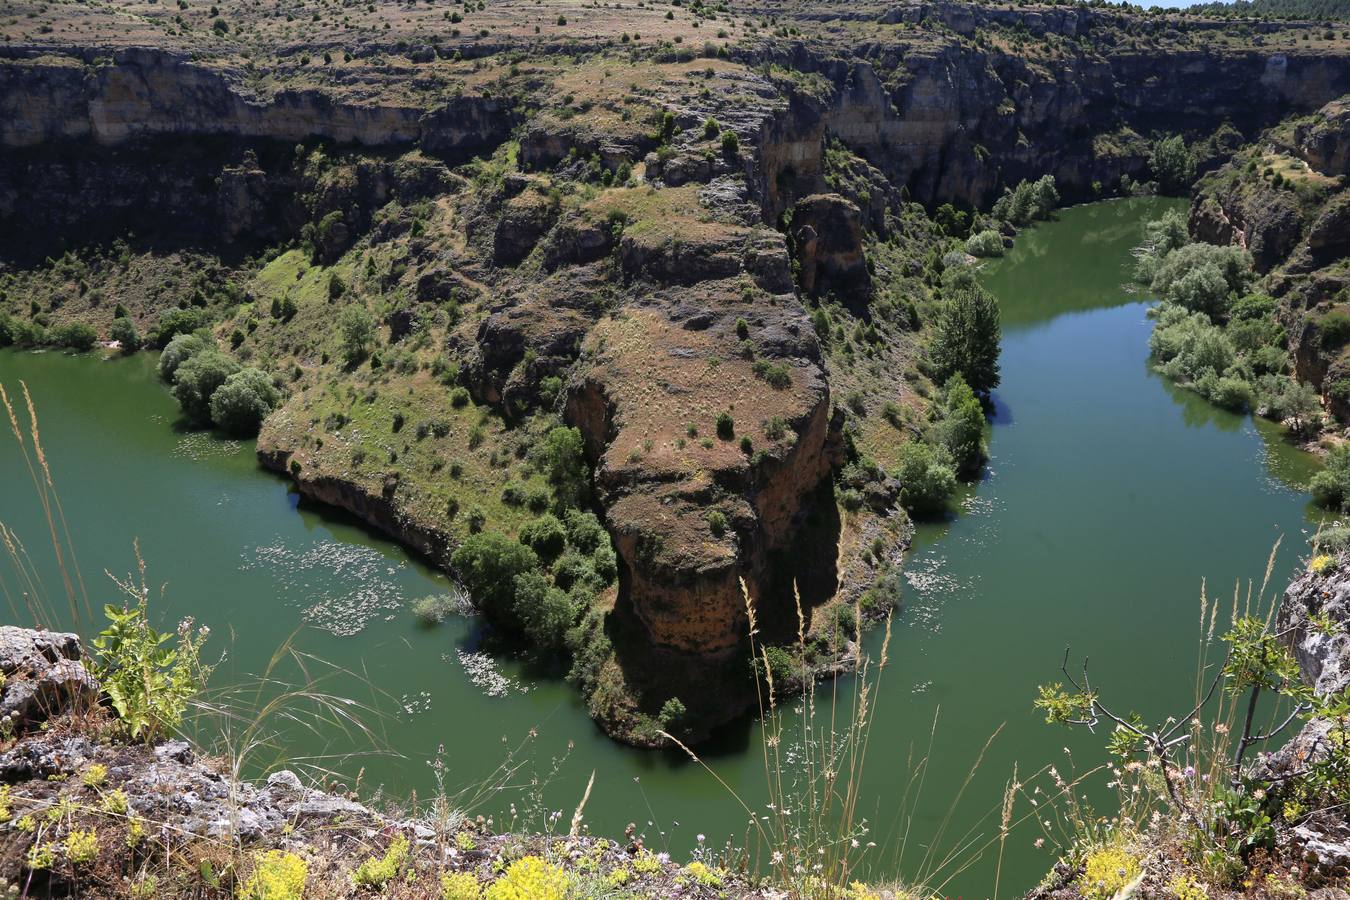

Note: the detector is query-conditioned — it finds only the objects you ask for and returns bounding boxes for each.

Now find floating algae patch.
[171,432,245,461]
[244,539,413,636]
[451,650,530,698]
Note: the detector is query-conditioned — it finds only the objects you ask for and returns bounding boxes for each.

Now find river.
[0,196,1323,895]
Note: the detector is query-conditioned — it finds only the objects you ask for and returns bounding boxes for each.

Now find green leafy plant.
[92,571,211,743]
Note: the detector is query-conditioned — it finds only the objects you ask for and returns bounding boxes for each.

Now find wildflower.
[771,851,784,865]
[1183,766,1196,778]
[1034,838,1045,849]
[696,833,705,843]
[1215,723,1229,734]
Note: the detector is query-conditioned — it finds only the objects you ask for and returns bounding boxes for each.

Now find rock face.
[790,193,870,301]
[0,626,98,731]
[1296,96,1350,178]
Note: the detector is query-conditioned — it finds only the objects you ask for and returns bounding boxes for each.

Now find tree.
[172,350,240,426]
[209,367,281,436]
[519,513,567,561]
[965,229,1004,258]
[1150,242,1253,318]
[54,322,97,351]
[451,532,538,624]
[158,333,209,382]
[1031,174,1060,218]
[109,317,141,353]
[929,277,1001,394]
[512,572,576,650]
[1312,444,1350,512]
[936,374,986,477]
[155,309,204,347]
[339,306,377,365]
[894,442,957,517]
[1150,134,1197,194]
[533,426,589,511]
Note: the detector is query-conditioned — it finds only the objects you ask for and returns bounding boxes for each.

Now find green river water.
[0,196,1327,895]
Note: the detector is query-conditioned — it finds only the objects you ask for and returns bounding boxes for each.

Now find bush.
[552,550,600,592]
[411,594,457,625]
[716,411,734,439]
[172,350,240,426]
[1149,242,1252,317]
[563,509,607,553]
[158,333,209,382]
[512,572,576,650]
[591,543,618,584]
[156,308,204,347]
[1311,444,1350,512]
[533,426,588,510]
[54,322,97,351]
[894,442,957,517]
[451,532,538,623]
[721,129,740,156]
[964,229,1004,258]
[519,513,567,561]
[109,317,141,352]
[1149,134,1196,194]
[450,386,471,408]
[706,509,728,537]
[485,857,565,900]
[1321,311,1350,349]
[936,374,986,476]
[209,367,280,436]
[339,305,377,365]
[1208,375,1254,412]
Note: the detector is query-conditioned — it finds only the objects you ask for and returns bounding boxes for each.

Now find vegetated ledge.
[0,625,785,899]
[1028,555,1350,900]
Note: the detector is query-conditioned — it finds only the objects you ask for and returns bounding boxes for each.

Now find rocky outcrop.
[0,626,97,731]
[790,193,870,301]
[1295,96,1350,177]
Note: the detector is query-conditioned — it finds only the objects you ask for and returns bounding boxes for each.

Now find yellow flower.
[441,870,482,900]
[1077,845,1140,900]
[484,856,566,900]
[1312,554,1337,575]
[239,850,308,900]
[65,829,99,866]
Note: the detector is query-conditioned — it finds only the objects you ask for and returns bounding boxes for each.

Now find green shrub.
[92,597,210,743]
[158,333,209,382]
[1321,311,1350,349]
[591,544,618,584]
[172,351,240,426]
[716,411,734,439]
[109,317,141,352]
[512,572,576,650]
[54,322,97,351]
[1208,375,1254,412]
[450,386,471,408]
[156,309,204,347]
[935,374,986,476]
[721,129,739,156]
[451,532,538,623]
[1312,444,1350,512]
[706,509,728,537]
[519,514,567,561]
[209,368,280,436]
[964,229,1004,258]
[894,442,957,517]
[533,426,588,510]
[411,594,458,625]
[1149,242,1252,317]
[338,305,377,365]
[563,509,607,553]
[1149,134,1196,194]
[552,550,600,592]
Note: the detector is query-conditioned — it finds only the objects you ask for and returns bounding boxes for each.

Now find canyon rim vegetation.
[4,0,1350,895]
